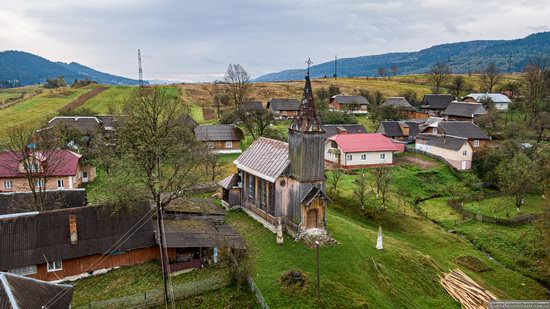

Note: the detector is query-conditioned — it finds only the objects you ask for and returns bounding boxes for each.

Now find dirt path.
[395,154,439,169]
[58,86,108,112]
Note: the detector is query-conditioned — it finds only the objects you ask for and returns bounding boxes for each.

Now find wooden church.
[219,75,328,236]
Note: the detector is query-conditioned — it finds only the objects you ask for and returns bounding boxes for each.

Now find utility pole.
[138,49,144,87]
[334,54,337,80]
[155,156,170,306]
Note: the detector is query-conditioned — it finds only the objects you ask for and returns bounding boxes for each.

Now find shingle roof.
[421,94,454,109]
[301,187,329,205]
[417,133,468,151]
[438,122,490,140]
[234,137,289,182]
[378,121,419,137]
[240,101,264,111]
[382,97,416,111]
[442,102,487,117]
[47,116,104,133]
[194,125,244,141]
[0,272,73,309]
[323,124,366,139]
[267,98,301,111]
[0,204,155,271]
[0,150,82,178]
[330,95,369,105]
[328,133,399,153]
[158,219,243,249]
[0,189,87,215]
[218,173,239,190]
[464,93,512,103]
[164,198,224,215]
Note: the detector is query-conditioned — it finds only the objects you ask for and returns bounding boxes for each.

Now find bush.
[321,110,357,124]
[44,76,67,88]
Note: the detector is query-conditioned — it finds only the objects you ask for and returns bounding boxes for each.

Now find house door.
[82,171,89,183]
[461,161,467,170]
[307,209,318,229]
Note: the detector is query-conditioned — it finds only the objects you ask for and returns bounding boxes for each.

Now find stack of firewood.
[439,269,498,309]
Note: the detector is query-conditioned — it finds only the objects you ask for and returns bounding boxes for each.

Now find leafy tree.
[321,110,357,124]
[427,62,451,94]
[448,75,466,99]
[398,89,419,108]
[478,96,495,110]
[479,63,503,92]
[475,107,500,137]
[328,84,340,97]
[44,76,67,89]
[496,152,538,211]
[224,64,252,107]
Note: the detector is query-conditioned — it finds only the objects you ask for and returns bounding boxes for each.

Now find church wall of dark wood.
[289,130,325,182]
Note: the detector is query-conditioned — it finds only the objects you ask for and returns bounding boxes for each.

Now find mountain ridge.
[254,32,550,82]
[0,50,144,86]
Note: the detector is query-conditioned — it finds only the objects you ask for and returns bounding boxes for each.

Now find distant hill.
[254,32,550,82]
[0,50,144,86]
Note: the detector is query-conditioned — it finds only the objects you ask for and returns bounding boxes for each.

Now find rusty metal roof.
[234,137,289,182]
[158,220,243,249]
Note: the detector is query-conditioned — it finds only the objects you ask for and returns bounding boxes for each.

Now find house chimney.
[336,127,348,135]
[69,215,78,244]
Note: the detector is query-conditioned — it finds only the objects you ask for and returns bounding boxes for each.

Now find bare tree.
[390,65,399,77]
[372,167,392,209]
[0,125,65,211]
[235,108,274,140]
[115,87,213,304]
[522,55,550,121]
[224,64,252,108]
[377,67,387,78]
[427,62,451,94]
[327,163,344,197]
[449,75,466,99]
[479,63,503,92]
[211,82,223,119]
[353,169,369,211]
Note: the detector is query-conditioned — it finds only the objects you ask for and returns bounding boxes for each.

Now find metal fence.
[73,275,229,308]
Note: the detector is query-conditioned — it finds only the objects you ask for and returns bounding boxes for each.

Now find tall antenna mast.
[138,49,144,87]
[334,54,337,80]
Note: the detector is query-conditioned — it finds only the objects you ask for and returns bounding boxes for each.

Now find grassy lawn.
[77,85,135,114]
[227,206,546,309]
[461,195,544,219]
[152,286,259,309]
[419,197,548,286]
[71,261,229,307]
[0,88,90,135]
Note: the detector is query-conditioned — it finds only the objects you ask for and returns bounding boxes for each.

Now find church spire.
[289,69,324,133]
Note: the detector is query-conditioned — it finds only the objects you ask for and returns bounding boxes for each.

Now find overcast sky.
[1,0,549,82]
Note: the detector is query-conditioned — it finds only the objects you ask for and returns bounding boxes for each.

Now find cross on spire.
[306,58,313,76]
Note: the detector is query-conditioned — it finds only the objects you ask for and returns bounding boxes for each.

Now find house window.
[9,265,37,276]
[29,163,39,173]
[346,154,352,161]
[361,154,367,161]
[57,179,64,189]
[432,128,437,134]
[247,174,255,202]
[3,180,12,189]
[207,142,214,149]
[282,111,287,116]
[462,150,468,156]
[47,261,62,272]
[225,141,233,148]
[360,104,367,110]
[380,153,386,160]
[473,140,480,147]
[34,179,44,188]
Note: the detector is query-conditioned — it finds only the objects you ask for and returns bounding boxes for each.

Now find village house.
[239,101,265,114]
[322,124,367,139]
[0,271,74,308]
[462,93,511,111]
[419,94,454,116]
[381,97,428,119]
[194,124,244,154]
[0,150,96,193]
[441,102,487,121]
[419,121,490,150]
[47,116,116,134]
[267,98,301,118]
[221,76,329,236]
[415,133,473,170]
[328,95,369,114]
[325,133,400,168]
[376,120,420,142]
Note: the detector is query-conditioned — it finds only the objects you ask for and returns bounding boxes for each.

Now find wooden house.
[419,121,490,151]
[441,102,487,121]
[224,76,329,236]
[381,97,428,119]
[194,124,244,154]
[239,101,265,114]
[325,133,400,168]
[329,95,369,114]
[419,94,454,116]
[0,150,96,193]
[415,134,473,170]
[267,98,301,118]
[462,93,511,111]
[376,121,420,141]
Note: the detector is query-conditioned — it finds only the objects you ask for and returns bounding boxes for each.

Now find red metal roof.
[0,150,82,178]
[328,133,399,153]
